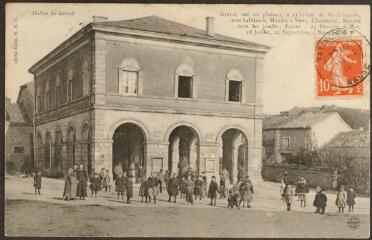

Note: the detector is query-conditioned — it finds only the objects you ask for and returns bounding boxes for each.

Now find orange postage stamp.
[315,28,370,97]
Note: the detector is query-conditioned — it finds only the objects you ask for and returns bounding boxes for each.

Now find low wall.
[262,163,335,190]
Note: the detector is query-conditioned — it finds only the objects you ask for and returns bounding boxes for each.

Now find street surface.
[5,175,370,237]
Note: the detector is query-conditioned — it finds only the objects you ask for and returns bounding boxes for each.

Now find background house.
[262,105,370,191]
[262,111,352,163]
[5,82,34,174]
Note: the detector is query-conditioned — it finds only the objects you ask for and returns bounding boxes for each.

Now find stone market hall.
[29,16,270,182]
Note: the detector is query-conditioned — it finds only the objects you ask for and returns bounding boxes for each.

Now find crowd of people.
[32,167,358,213]
[280,171,357,214]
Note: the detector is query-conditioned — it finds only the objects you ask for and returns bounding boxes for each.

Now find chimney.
[206,17,214,37]
[92,16,108,23]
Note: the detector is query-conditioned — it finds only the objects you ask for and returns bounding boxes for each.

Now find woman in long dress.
[63,168,73,200]
[70,165,79,199]
[77,164,88,200]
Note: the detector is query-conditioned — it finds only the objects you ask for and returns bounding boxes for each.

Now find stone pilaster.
[146,142,169,178]
[199,143,219,181]
[91,139,113,177]
[92,37,107,105]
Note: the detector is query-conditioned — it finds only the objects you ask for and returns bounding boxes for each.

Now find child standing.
[283,184,294,211]
[219,176,226,199]
[202,175,208,199]
[102,170,111,192]
[208,176,218,206]
[313,186,327,214]
[227,185,241,209]
[125,176,134,204]
[185,175,195,205]
[115,172,126,199]
[336,185,347,213]
[193,175,203,201]
[89,173,101,198]
[347,188,356,212]
[167,173,179,203]
[139,178,149,203]
[33,170,42,195]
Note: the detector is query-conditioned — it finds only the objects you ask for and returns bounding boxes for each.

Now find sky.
[5,4,370,114]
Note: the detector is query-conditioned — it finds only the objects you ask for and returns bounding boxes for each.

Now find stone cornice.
[92,24,270,54]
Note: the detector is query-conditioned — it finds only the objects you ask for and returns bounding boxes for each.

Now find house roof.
[93,15,269,48]
[263,111,339,130]
[283,105,370,130]
[5,103,26,124]
[325,130,370,148]
[18,81,35,102]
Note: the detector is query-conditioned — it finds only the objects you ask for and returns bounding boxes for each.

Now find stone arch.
[44,131,52,170]
[112,121,147,178]
[54,128,63,172]
[164,122,203,143]
[80,121,91,175]
[35,131,44,170]
[215,124,250,144]
[218,127,249,184]
[66,125,76,170]
[108,118,150,141]
[226,69,244,81]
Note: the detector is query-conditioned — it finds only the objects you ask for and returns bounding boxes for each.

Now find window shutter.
[241,80,246,103]
[174,74,179,98]
[192,75,199,99]
[138,71,143,95]
[225,79,229,101]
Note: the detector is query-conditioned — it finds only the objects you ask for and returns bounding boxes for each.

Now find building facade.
[29,16,269,182]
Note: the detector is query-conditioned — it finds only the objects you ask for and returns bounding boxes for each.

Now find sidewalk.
[5,175,370,214]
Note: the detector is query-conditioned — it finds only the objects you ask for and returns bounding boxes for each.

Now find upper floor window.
[175,64,198,99]
[67,69,73,101]
[36,87,42,112]
[82,60,90,96]
[118,58,142,96]
[44,80,50,110]
[226,69,244,103]
[282,137,290,149]
[55,76,61,106]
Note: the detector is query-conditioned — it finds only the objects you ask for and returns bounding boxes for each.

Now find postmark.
[315,28,370,97]
[347,216,360,230]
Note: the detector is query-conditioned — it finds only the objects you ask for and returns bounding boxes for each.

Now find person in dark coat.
[167,173,179,203]
[239,176,254,208]
[139,178,149,202]
[89,172,101,198]
[33,170,42,195]
[208,176,218,206]
[125,176,134,204]
[178,176,186,199]
[148,173,159,204]
[201,175,208,199]
[347,187,357,212]
[194,175,203,201]
[219,176,227,199]
[295,176,309,207]
[227,187,240,209]
[313,186,327,214]
[184,175,195,205]
[115,172,126,199]
[77,164,88,200]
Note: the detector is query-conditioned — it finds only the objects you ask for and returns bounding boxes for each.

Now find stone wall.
[262,163,335,189]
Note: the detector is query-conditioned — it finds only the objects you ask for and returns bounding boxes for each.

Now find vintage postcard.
[4,3,370,238]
